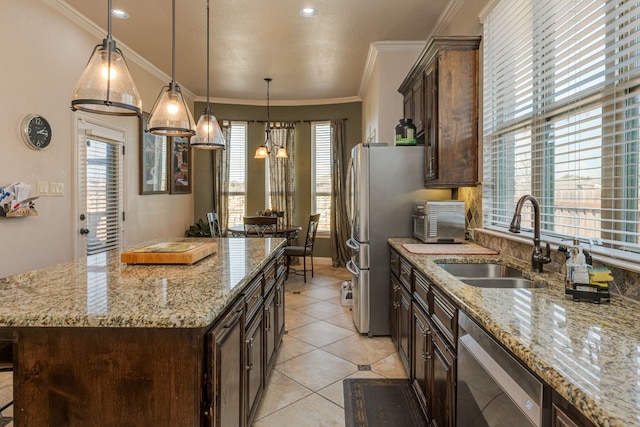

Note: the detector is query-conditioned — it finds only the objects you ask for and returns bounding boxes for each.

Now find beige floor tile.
[293,300,346,320]
[275,334,316,364]
[317,370,385,408]
[287,321,354,348]
[322,334,398,366]
[252,392,345,427]
[285,293,321,310]
[371,352,409,379]
[284,308,317,330]
[275,349,358,391]
[300,286,339,300]
[254,370,313,420]
[323,311,358,332]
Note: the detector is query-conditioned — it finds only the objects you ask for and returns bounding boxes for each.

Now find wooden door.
[245,310,264,426]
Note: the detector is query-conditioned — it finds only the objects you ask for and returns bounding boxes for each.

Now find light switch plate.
[36,181,49,196]
[50,182,64,196]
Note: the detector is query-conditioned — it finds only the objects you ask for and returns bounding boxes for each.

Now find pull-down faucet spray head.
[509,194,551,272]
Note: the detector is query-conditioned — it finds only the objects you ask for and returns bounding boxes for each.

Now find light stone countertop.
[389,238,640,427]
[0,237,286,329]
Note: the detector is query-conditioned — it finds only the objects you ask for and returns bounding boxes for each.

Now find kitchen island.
[0,237,286,426]
[389,237,640,427]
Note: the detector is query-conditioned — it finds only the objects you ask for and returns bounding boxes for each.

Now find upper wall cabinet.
[399,36,481,188]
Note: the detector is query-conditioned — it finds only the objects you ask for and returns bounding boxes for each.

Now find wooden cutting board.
[402,243,498,255]
[121,241,217,265]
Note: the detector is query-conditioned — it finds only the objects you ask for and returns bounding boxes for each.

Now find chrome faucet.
[509,195,551,272]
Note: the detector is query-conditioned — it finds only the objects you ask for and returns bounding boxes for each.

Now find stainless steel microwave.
[412,200,466,243]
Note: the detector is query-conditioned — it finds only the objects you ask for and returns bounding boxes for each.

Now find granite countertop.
[0,237,285,329]
[389,238,640,427]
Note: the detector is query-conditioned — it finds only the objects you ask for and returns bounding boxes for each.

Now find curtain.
[268,122,296,228]
[213,123,232,236]
[330,119,350,267]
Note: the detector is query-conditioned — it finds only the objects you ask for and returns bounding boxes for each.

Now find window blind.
[483,0,640,260]
[311,122,332,232]
[227,121,247,226]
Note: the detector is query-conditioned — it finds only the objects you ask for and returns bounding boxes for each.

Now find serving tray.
[121,241,217,265]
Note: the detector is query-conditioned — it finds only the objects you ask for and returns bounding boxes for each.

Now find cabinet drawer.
[431,286,457,347]
[244,277,263,321]
[276,250,286,278]
[390,249,400,277]
[399,258,413,291]
[413,270,430,311]
[263,259,277,293]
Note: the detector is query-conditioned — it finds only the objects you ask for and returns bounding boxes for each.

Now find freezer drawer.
[346,259,369,334]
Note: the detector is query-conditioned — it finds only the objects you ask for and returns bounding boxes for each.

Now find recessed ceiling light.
[299,8,318,17]
[111,9,129,19]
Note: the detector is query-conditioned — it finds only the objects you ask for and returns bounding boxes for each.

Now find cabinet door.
[245,311,264,426]
[411,301,432,419]
[424,62,438,182]
[431,330,456,427]
[412,74,425,135]
[274,274,285,349]
[403,93,413,126]
[390,274,401,349]
[264,287,277,375]
[399,283,411,373]
[206,301,244,427]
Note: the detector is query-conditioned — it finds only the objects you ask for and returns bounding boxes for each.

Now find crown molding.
[430,0,466,36]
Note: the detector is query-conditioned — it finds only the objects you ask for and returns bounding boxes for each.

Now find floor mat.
[343,378,426,427]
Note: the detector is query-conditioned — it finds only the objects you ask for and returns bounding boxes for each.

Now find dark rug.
[343,378,427,427]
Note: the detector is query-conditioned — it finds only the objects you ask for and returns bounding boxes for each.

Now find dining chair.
[284,213,320,282]
[243,216,278,237]
[207,212,222,237]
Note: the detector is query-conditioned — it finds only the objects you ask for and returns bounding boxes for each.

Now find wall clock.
[21,114,52,150]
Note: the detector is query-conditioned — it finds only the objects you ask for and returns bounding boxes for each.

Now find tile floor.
[0,257,407,427]
[252,257,407,426]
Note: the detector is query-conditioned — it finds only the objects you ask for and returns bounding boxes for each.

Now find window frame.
[311,121,332,233]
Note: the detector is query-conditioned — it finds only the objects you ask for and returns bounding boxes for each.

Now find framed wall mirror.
[139,112,169,195]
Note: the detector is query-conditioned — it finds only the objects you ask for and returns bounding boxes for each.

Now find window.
[227,121,248,226]
[312,121,332,232]
[483,0,640,261]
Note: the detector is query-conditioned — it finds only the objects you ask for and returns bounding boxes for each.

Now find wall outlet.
[50,182,64,196]
[36,181,49,196]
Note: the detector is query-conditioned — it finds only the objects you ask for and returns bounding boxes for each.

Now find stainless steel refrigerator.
[345,143,449,336]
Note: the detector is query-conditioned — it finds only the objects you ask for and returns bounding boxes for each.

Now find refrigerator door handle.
[346,156,354,228]
[346,259,359,276]
[346,237,360,252]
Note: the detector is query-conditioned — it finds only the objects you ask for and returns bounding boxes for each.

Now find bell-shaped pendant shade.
[191,110,225,149]
[254,145,269,159]
[71,39,142,116]
[276,146,289,159]
[147,82,196,137]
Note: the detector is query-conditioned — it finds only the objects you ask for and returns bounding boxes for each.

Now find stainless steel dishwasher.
[457,311,550,426]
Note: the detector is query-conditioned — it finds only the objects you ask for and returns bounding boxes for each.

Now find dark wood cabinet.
[390,274,401,350]
[399,36,481,188]
[245,305,264,426]
[206,299,244,427]
[431,329,456,427]
[411,300,432,419]
[264,285,277,374]
[551,391,596,427]
[399,282,412,372]
[401,71,425,138]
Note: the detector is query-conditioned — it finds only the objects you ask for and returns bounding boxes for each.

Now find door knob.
[80,228,89,235]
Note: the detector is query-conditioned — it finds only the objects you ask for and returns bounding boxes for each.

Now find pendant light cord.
[171,0,176,83]
[107,0,112,40]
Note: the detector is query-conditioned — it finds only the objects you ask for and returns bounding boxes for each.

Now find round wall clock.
[21,114,52,150]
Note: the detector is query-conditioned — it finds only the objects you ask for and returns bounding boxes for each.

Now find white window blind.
[483,0,640,260]
[82,138,122,255]
[311,122,332,232]
[227,122,248,226]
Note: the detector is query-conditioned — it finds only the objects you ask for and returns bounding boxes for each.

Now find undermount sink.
[460,277,543,289]
[437,263,545,289]
[437,263,523,278]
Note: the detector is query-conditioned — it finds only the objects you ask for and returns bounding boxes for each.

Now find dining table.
[227,221,302,241]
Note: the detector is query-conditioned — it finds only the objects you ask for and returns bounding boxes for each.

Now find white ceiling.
[61,0,450,104]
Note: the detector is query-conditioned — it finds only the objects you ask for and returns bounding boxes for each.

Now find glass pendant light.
[254,78,288,159]
[148,0,196,137]
[71,0,142,116]
[191,0,225,149]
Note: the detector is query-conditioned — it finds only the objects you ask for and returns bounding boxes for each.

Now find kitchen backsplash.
[474,229,640,303]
